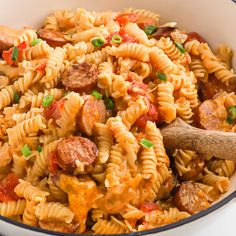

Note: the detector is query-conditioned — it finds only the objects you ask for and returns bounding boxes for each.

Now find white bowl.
[0,0,236,235]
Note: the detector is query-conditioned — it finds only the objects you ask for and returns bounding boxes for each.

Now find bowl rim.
[1,1,236,234]
[0,190,235,236]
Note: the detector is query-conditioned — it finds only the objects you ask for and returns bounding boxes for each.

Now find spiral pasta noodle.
[7,115,47,146]
[14,179,49,203]
[149,47,178,74]
[201,173,230,193]
[157,82,176,123]
[0,6,236,234]
[22,201,38,226]
[95,123,113,164]
[175,97,193,123]
[42,47,65,88]
[92,216,128,234]
[119,96,149,130]
[22,41,51,60]
[125,23,150,46]
[207,159,235,178]
[35,202,74,224]
[14,29,37,46]
[145,121,170,166]
[0,200,26,217]
[105,43,149,62]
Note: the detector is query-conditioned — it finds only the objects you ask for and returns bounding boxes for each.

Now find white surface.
[0,0,236,236]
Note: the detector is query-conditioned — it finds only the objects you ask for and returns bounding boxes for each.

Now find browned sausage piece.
[61,63,98,92]
[156,174,177,200]
[56,136,98,172]
[77,95,106,136]
[199,74,236,101]
[39,220,79,233]
[0,25,20,53]
[173,181,209,214]
[198,99,225,131]
[37,29,68,47]
[152,26,177,39]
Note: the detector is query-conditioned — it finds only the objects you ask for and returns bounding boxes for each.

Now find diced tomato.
[118,28,137,43]
[35,63,47,72]
[137,19,157,30]
[135,103,159,129]
[44,99,66,120]
[2,41,27,65]
[105,28,136,46]
[139,202,160,212]
[48,151,59,174]
[148,103,159,120]
[0,173,19,202]
[115,13,138,26]
[186,32,206,43]
[127,74,148,96]
[2,48,14,65]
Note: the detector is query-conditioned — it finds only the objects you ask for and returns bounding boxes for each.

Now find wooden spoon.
[160,118,236,160]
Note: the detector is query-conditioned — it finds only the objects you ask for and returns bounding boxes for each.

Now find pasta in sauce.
[0,7,235,234]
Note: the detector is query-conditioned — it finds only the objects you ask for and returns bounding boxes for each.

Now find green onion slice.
[42,94,54,107]
[175,42,186,54]
[92,90,103,100]
[37,145,43,153]
[31,38,43,47]
[226,106,236,124]
[92,38,105,47]
[12,47,19,61]
[139,138,154,148]
[13,92,20,103]
[111,34,123,44]
[157,72,167,81]
[104,97,115,109]
[21,144,31,158]
[144,25,158,35]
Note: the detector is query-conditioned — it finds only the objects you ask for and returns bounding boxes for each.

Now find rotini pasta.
[0,6,235,235]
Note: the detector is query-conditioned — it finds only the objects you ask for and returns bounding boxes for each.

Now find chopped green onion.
[144,25,158,35]
[226,106,236,124]
[12,47,19,61]
[104,97,115,109]
[92,38,105,47]
[111,34,123,44]
[30,38,43,47]
[175,42,186,54]
[42,94,54,107]
[21,144,31,158]
[157,72,167,81]
[37,145,43,153]
[13,92,20,103]
[139,138,154,148]
[92,90,103,100]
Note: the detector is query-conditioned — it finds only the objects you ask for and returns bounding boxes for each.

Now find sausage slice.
[56,136,98,172]
[173,181,209,214]
[61,63,98,92]
[77,96,106,136]
[0,25,20,52]
[199,74,236,101]
[37,29,68,47]
[198,99,225,131]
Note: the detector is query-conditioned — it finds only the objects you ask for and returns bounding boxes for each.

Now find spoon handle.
[160,118,236,160]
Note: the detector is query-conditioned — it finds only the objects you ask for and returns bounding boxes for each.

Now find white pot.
[0,0,236,235]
